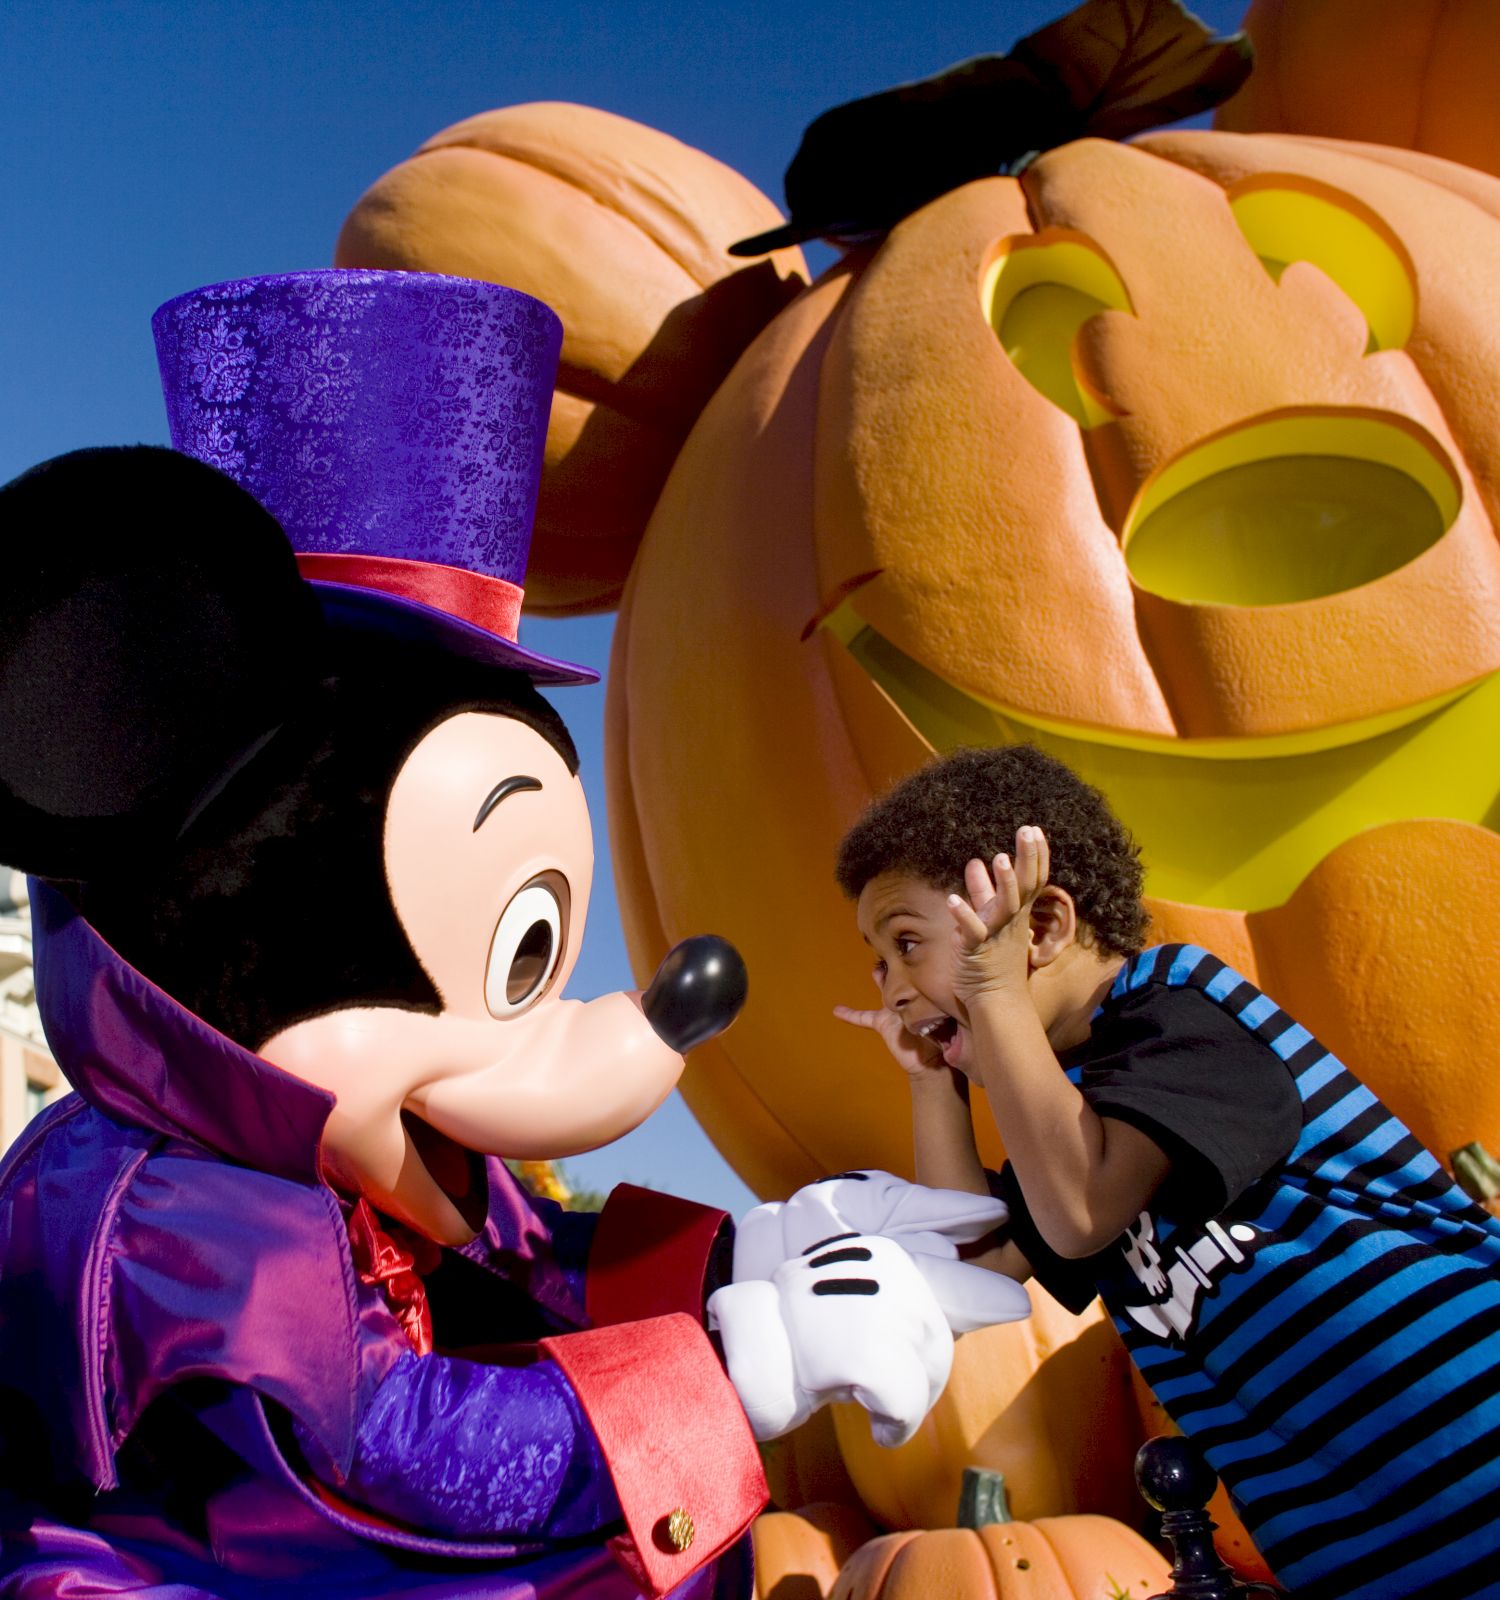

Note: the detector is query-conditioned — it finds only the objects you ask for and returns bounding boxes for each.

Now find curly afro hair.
[835,745,1149,957]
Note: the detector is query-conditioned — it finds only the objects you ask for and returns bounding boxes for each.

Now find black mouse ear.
[0,445,324,881]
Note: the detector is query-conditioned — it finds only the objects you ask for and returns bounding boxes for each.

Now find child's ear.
[1028,886,1078,969]
[0,446,324,882]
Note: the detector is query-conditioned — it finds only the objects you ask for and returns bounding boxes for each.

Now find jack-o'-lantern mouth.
[819,596,1500,913]
[401,1108,488,1233]
[1120,410,1461,607]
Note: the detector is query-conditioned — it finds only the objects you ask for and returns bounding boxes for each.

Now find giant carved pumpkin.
[337,36,1500,1198]
[604,125,1500,1195]
[332,5,1500,1577]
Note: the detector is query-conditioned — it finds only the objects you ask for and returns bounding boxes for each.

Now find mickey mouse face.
[0,448,738,1248]
[260,708,693,1244]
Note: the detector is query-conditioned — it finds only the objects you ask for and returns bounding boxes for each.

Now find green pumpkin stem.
[1451,1142,1500,1204]
[958,1466,1013,1529]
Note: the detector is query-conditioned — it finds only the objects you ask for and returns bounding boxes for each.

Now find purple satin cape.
[0,885,751,1598]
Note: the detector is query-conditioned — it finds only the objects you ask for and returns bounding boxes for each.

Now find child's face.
[855,870,975,1072]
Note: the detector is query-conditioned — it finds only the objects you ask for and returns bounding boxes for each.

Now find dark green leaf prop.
[729,0,1253,256]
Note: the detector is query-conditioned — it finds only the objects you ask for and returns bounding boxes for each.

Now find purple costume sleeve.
[294,1348,622,1540]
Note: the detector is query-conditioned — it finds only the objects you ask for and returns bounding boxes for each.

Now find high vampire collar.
[31,876,339,1187]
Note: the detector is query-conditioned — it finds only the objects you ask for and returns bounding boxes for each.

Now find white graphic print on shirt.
[1117,1211,1260,1341]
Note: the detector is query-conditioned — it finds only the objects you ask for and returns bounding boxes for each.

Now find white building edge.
[0,871,68,1157]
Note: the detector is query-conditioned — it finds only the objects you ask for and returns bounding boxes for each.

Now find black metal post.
[1136,1437,1284,1599]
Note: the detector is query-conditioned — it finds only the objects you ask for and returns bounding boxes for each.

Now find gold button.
[667,1507,695,1552]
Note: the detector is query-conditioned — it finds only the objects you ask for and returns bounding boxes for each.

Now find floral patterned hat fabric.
[152,270,594,685]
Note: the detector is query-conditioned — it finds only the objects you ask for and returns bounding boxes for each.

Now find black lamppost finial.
[1136,1437,1282,1599]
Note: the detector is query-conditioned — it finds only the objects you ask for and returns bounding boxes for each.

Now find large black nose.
[642,936,748,1054]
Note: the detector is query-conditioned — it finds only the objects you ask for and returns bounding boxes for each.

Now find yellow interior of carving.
[1120,410,1459,606]
[1229,177,1417,351]
[822,599,1499,910]
[983,232,1132,428]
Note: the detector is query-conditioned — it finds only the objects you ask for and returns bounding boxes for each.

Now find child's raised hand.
[834,999,946,1081]
[948,825,1050,1003]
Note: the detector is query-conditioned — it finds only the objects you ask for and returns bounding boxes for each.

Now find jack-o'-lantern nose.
[1121,412,1460,607]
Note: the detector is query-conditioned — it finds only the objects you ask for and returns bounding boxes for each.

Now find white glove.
[709,1233,953,1446]
[734,1170,1028,1333]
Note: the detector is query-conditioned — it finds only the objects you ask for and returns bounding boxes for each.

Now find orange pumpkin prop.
[830,1281,1142,1532]
[828,1280,1269,1583]
[336,102,805,614]
[607,129,1500,1194]
[336,43,1500,1203]
[752,1502,878,1600]
[331,18,1500,1587]
[1217,0,1500,181]
[829,1470,1169,1600]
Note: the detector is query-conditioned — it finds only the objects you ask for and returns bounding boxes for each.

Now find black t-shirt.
[991,981,1304,1313]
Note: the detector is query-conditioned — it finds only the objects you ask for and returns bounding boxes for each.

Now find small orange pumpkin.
[830,1281,1143,1531]
[1217,0,1500,180]
[829,1470,1169,1600]
[752,1501,878,1600]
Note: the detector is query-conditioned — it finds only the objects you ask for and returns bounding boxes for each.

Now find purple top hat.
[152,269,594,685]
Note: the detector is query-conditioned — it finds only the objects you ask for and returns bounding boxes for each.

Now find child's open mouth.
[913,1014,961,1062]
[937,1020,964,1066]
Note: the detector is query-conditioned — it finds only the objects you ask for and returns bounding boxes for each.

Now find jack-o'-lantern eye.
[485,873,569,1018]
[982,230,1133,428]
[1229,175,1416,352]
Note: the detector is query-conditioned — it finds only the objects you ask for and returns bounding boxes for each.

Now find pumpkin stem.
[1451,1142,1500,1204]
[957,1466,1012,1529]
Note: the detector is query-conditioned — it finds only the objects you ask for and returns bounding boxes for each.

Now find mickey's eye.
[485,876,568,1018]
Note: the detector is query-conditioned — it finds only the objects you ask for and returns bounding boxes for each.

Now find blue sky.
[1,0,1247,1212]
